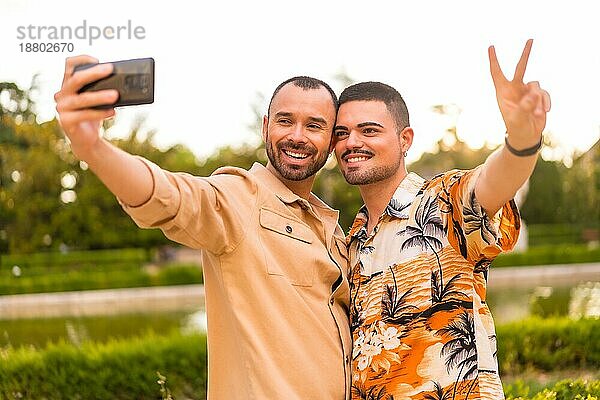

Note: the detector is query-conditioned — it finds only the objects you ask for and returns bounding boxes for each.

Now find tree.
[1,78,40,254]
[0,82,206,253]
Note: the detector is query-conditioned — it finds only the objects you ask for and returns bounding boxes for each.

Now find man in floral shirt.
[332,40,550,399]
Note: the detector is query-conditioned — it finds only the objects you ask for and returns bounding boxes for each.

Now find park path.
[1,263,598,319]
[488,262,600,286]
[0,284,204,319]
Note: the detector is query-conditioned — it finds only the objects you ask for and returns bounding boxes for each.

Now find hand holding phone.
[73,57,154,108]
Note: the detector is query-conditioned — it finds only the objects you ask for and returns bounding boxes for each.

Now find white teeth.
[283,150,309,159]
[347,156,369,163]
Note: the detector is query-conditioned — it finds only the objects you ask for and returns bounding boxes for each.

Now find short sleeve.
[433,167,521,266]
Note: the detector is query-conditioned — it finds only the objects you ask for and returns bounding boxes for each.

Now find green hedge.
[0,263,203,295]
[1,317,599,399]
[527,224,598,247]
[0,332,207,400]
[497,317,600,374]
[1,248,151,268]
[0,313,191,349]
[506,379,600,399]
[493,244,600,267]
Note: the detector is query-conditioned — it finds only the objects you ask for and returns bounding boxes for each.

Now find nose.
[289,123,308,143]
[345,130,363,149]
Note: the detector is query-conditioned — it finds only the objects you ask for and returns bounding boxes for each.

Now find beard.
[339,148,402,185]
[342,162,401,185]
[266,139,329,181]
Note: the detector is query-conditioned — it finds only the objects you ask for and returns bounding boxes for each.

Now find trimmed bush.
[493,244,600,267]
[153,263,203,286]
[527,224,597,247]
[0,332,207,399]
[0,263,202,295]
[506,379,600,399]
[1,248,151,269]
[0,313,190,349]
[497,317,600,374]
[1,318,599,399]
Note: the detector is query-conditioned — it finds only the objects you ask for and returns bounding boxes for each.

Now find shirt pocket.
[259,207,315,287]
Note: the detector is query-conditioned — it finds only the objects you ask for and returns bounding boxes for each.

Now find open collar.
[348,172,425,243]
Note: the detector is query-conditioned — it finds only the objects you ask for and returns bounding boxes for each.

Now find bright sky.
[1,0,599,165]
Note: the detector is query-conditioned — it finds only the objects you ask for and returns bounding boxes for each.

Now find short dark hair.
[268,76,338,117]
[338,82,410,132]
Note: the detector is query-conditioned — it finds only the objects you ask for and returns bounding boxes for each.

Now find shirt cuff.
[118,156,181,228]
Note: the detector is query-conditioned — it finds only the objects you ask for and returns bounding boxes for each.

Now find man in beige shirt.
[54,56,351,399]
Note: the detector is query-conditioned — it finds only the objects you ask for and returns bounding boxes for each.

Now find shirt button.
[345,355,350,365]
[329,298,334,305]
[285,225,293,233]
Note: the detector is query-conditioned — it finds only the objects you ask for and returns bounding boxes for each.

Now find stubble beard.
[343,160,401,185]
[266,139,329,181]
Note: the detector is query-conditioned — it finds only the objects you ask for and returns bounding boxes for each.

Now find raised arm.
[54,55,153,207]
[475,39,551,216]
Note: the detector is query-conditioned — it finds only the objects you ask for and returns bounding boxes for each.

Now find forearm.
[475,141,538,217]
[78,138,154,207]
[479,39,550,217]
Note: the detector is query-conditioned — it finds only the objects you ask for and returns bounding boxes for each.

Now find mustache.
[341,149,374,159]
[279,142,316,155]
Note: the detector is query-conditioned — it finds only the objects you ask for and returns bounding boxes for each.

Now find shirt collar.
[386,172,425,218]
[249,162,339,220]
[250,162,301,204]
[348,172,425,242]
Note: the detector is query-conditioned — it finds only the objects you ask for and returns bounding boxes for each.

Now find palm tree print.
[424,382,452,400]
[381,266,418,323]
[350,262,366,333]
[352,383,394,400]
[489,334,498,361]
[398,194,444,268]
[399,194,463,304]
[437,310,478,400]
[438,181,468,258]
[463,191,496,245]
[360,245,375,255]
[347,170,517,399]
[473,258,491,275]
[430,271,464,304]
[386,198,411,219]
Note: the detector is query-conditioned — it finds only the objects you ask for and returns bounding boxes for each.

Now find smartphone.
[74,57,154,108]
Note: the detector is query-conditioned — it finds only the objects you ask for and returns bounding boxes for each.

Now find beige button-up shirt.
[121,159,351,399]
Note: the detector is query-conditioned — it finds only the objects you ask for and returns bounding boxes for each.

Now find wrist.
[70,135,106,163]
[504,134,543,157]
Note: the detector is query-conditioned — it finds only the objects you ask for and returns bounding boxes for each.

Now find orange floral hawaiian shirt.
[347,168,520,400]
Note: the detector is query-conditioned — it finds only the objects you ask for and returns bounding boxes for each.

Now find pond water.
[487,265,600,323]
[487,283,592,323]
[0,310,207,348]
[1,266,598,349]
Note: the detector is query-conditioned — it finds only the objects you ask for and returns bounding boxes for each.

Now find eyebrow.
[274,111,293,119]
[274,112,328,126]
[357,121,384,128]
[308,116,328,126]
[333,121,384,131]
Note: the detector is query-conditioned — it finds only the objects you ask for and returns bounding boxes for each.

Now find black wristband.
[504,135,543,157]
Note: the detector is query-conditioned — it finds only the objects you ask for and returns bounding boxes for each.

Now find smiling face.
[262,83,336,182]
[334,100,413,186]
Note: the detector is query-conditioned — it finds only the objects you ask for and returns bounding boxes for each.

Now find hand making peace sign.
[488,39,551,150]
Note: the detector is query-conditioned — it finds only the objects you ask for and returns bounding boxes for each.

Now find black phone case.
[74,57,154,109]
